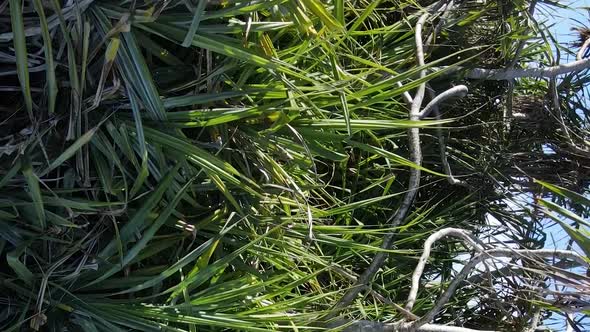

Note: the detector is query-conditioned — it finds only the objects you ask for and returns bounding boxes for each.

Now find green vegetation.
[0,0,589,331]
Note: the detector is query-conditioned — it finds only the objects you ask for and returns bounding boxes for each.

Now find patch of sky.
[537,2,589,330]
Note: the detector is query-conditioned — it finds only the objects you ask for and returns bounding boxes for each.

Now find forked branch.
[333,9,471,313]
[423,85,467,185]
[330,13,430,313]
[405,228,485,311]
[419,85,468,119]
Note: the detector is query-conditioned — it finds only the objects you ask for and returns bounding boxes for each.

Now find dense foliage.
[0,0,588,331]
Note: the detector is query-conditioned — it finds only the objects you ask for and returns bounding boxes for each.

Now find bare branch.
[405,228,485,311]
[329,320,498,332]
[397,81,414,106]
[460,57,590,80]
[331,226,587,332]
[419,85,468,119]
[408,247,588,331]
[331,13,430,313]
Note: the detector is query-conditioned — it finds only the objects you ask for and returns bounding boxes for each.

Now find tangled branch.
[332,228,588,332]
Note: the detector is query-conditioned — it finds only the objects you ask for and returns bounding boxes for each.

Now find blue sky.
[534,2,589,331]
[538,0,589,58]
[534,0,589,249]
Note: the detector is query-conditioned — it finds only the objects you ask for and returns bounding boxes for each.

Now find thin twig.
[565,313,574,332]
[330,241,585,332]
[550,79,575,148]
[424,0,454,53]
[370,289,420,321]
[437,116,461,185]
[397,81,414,105]
[423,85,466,185]
[507,0,538,68]
[524,307,543,332]
[330,265,420,320]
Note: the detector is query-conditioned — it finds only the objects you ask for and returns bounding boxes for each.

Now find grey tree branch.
[407,244,588,331]
[418,85,468,119]
[330,13,430,314]
[331,227,587,332]
[329,320,498,332]
[459,57,590,80]
[405,228,485,312]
